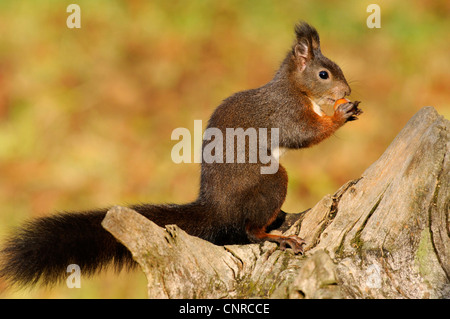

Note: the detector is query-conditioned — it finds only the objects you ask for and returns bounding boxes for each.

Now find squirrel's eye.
[319,71,329,79]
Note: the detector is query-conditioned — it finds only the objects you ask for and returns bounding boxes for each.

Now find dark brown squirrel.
[0,21,361,287]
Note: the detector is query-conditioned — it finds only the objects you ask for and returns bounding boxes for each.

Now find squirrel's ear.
[293,22,321,71]
[293,42,310,72]
[294,22,321,50]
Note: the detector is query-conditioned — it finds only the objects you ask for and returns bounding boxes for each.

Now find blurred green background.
[0,0,448,298]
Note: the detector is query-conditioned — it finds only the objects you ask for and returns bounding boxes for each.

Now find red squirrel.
[0,22,361,287]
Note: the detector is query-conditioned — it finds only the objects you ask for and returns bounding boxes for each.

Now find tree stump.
[102,106,449,299]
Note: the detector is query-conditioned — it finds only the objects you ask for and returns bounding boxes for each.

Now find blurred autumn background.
[0,0,448,298]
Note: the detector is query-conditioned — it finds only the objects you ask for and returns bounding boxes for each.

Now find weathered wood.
[102,206,309,298]
[294,106,450,298]
[102,106,449,299]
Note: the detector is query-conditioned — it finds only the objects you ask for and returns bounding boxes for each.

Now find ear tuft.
[294,21,320,51]
[292,21,321,71]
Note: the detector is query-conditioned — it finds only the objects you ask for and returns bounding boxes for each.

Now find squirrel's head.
[289,22,351,107]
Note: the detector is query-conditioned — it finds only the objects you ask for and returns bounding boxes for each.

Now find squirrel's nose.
[344,86,351,96]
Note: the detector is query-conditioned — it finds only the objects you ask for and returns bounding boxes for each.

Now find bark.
[102,106,449,299]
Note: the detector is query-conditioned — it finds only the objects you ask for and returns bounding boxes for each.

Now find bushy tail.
[0,201,215,288]
[0,210,135,287]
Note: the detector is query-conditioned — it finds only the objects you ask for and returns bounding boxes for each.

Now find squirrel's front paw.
[335,101,362,122]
